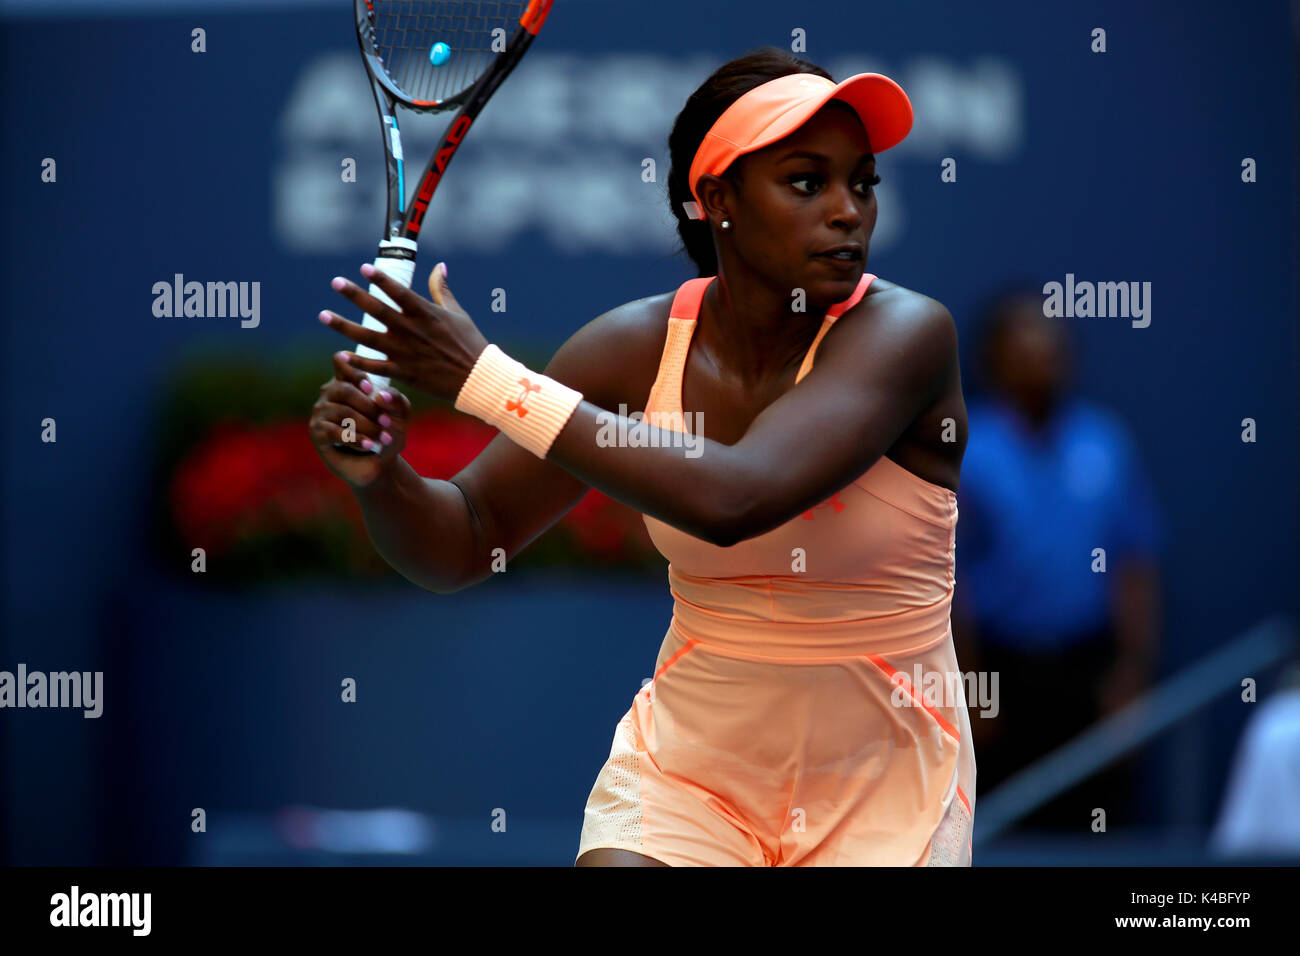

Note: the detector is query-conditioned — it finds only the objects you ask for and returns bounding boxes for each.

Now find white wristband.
[454,344,584,458]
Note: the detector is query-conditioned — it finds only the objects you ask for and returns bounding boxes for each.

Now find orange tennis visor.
[685,72,913,220]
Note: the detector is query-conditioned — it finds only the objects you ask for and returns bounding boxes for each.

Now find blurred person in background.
[952,282,1163,832]
[1211,659,1300,858]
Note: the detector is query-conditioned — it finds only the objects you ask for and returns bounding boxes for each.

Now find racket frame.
[332,0,554,456]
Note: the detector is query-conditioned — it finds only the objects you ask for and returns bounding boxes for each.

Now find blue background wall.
[1,0,1295,864]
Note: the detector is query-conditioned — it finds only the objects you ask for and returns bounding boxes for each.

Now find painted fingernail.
[359,378,373,394]
[318,311,332,325]
[361,438,377,451]
[378,413,392,428]
[380,431,393,445]
[331,276,347,290]
[360,263,376,277]
[379,390,392,404]
[339,353,351,363]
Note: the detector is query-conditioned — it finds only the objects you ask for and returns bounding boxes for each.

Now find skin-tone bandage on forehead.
[684,72,913,221]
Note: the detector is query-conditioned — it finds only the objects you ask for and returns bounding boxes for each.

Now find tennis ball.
[430,42,450,66]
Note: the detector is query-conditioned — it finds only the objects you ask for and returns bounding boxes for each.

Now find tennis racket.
[334,0,556,455]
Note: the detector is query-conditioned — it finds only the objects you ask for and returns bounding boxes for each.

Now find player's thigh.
[574,848,669,867]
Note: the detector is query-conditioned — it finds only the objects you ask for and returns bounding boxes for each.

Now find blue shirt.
[955,395,1162,650]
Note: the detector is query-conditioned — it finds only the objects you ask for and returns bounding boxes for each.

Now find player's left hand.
[319,262,489,404]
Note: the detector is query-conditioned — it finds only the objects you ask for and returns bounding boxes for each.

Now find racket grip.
[353,237,418,391]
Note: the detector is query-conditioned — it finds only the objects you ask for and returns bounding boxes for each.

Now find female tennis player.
[310,47,975,866]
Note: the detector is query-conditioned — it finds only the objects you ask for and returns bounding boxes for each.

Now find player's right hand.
[309,351,412,488]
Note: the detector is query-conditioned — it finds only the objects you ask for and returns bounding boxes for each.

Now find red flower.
[166,408,656,570]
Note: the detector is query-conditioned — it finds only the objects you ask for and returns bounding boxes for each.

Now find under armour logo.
[504,377,540,418]
[801,492,845,520]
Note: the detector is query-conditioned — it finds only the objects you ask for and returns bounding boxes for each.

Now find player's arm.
[542,291,956,547]
[350,305,651,594]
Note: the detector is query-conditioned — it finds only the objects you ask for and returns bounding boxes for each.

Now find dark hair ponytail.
[666,46,833,277]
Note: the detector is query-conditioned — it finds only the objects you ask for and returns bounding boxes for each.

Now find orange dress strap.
[795,273,876,384]
[646,272,876,417]
[644,277,713,427]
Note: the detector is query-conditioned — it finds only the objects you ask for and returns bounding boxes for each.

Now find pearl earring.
[721,219,731,230]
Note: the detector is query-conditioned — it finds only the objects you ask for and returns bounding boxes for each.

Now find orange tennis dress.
[576,273,975,866]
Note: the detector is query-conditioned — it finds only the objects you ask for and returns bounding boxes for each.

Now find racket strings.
[365,0,529,105]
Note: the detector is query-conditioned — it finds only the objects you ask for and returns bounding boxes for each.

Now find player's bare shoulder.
[848,277,952,328]
[842,277,966,472]
[832,277,958,366]
[543,291,676,414]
